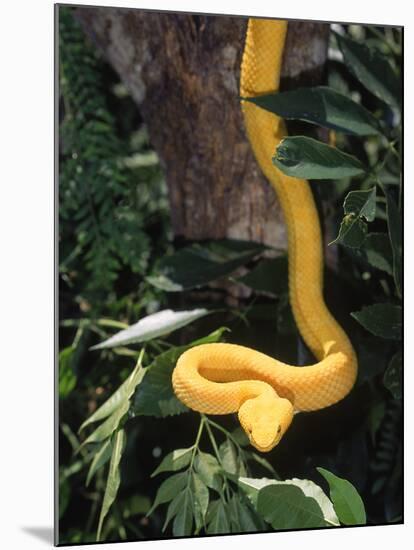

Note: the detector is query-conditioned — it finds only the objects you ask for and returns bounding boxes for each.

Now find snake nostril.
[277,426,281,434]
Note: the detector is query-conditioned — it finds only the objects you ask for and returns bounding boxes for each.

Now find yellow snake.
[172,18,358,452]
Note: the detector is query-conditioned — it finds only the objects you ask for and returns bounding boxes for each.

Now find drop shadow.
[21,526,54,545]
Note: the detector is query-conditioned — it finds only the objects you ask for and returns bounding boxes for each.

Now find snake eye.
[277,426,282,434]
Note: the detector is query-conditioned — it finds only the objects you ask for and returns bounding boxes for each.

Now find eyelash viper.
[172,18,358,452]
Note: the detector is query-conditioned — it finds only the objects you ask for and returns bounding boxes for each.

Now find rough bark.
[74,8,330,253]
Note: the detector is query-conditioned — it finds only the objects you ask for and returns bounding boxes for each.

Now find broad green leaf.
[257,484,327,529]
[237,257,288,296]
[228,494,266,533]
[192,473,209,532]
[206,500,231,534]
[194,451,223,493]
[219,439,246,477]
[229,426,250,446]
[97,429,126,541]
[238,499,266,532]
[333,215,367,248]
[244,86,381,135]
[335,32,401,108]
[172,487,193,536]
[239,477,279,507]
[79,361,144,432]
[59,346,77,398]
[162,492,186,532]
[151,447,194,477]
[317,467,366,525]
[273,136,367,180]
[363,233,393,275]
[228,495,242,532]
[383,350,402,399]
[131,328,228,418]
[86,439,112,486]
[147,239,267,292]
[80,399,130,449]
[384,187,402,296]
[147,472,189,516]
[351,303,402,340]
[344,188,377,222]
[332,188,376,248]
[90,308,210,350]
[130,347,188,417]
[239,477,338,525]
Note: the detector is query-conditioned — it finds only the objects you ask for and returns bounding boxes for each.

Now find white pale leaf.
[91,308,209,350]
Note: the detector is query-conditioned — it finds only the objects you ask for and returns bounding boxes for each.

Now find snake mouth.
[250,428,283,453]
[250,438,280,453]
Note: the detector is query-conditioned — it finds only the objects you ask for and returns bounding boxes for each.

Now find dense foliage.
[58,9,402,545]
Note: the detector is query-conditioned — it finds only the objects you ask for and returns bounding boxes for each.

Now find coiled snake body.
[172,19,358,452]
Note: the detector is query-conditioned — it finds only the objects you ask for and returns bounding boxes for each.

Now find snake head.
[238,395,294,452]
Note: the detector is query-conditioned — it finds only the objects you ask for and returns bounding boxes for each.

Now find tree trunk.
[74,8,330,253]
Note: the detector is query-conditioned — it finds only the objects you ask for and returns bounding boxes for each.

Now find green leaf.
[97,428,126,541]
[219,439,246,477]
[335,32,401,108]
[206,500,231,534]
[86,439,112,486]
[147,472,189,516]
[228,494,265,533]
[90,308,210,350]
[162,492,186,532]
[237,257,288,296]
[80,399,130,449]
[192,473,209,532]
[172,487,193,536]
[363,233,393,275]
[333,215,367,248]
[332,188,377,248]
[384,187,402,295]
[239,477,338,525]
[194,451,223,493]
[147,239,267,292]
[230,426,250,447]
[151,447,194,477]
[383,350,402,399]
[273,136,367,179]
[351,303,402,340]
[79,361,144,432]
[244,86,381,135]
[257,484,328,529]
[59,346,77,398]
[317,467,366,525]
[160,474,205,536]
[131,328,228,418]
[345,187,377,222]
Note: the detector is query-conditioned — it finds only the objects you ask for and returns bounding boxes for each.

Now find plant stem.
[205,417,245,454]
[203,416,232,502]
[189,416,205,471]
